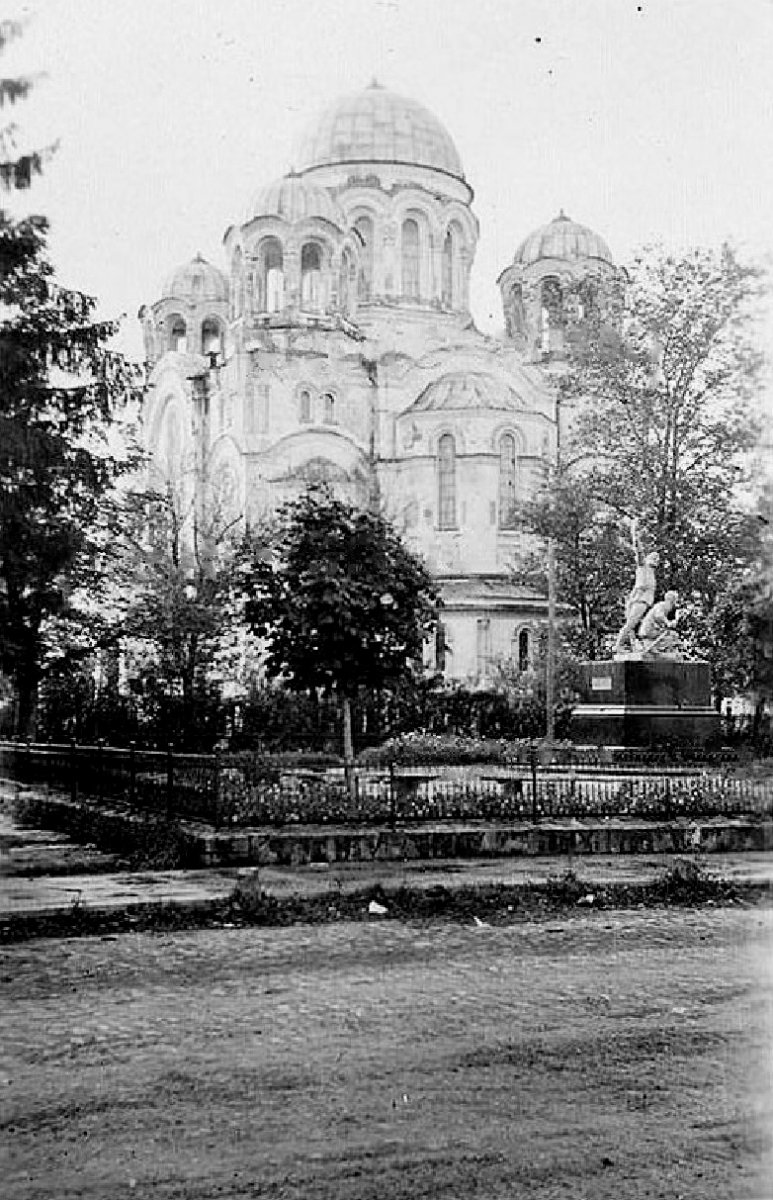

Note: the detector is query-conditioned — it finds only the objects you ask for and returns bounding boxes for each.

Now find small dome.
[293,83,465,181]
[245,173,346,227]
[513,212,614,267]
[407,371,524,413]
[161,254,228,302]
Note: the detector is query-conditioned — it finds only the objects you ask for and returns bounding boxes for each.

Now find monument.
[571,520,720,747]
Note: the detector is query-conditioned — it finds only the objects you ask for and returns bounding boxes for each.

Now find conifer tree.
[0,19,138,734]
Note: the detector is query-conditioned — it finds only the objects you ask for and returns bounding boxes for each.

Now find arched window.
[299,389,312,423]
[573,277,600,330]
[201,318,223,358]
[499,434,518,529]
[257,238,284,314]
[402,218,420,300]
[540,277,562,353]
[231,249,244,318]
[301,242,322,311]
[441,230,454,307]
[476,618,491,677]
[437,434,457,529]
[506,283,526,338]
[518,629,530,673]
[168,315,187,353]
[435,622,447,674]
[162,404,182,480]
[339,249,354,316]
[354,215,373,300]
[442,223,463,308]
[321,392,335,424]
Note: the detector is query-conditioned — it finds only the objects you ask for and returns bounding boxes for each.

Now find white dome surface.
[514,212,614,267]
[161,253,228,301]
[245,173,346,227]
[293,83,465,181]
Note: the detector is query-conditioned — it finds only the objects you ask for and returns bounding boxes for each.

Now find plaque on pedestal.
[570,659,719,747]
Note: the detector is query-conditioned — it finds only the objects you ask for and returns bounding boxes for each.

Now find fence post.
[166,743,174,817]
[70,739,78,804]
[530,743,540,825]
[212,747,221,829]
[97,738,105,803]
[389,760,397,829]
[129,741,136,807]
[25,738,32,790]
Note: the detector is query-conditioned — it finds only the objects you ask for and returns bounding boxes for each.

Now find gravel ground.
[2,904,773,1199]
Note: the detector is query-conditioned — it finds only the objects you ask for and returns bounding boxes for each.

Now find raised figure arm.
[629,516,644,566]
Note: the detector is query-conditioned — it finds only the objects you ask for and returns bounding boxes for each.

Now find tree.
[38,468,270,748]
[514,473,633,658]
[103,484,266,746]
[0,17,58,192]
[524,244,766,693]
[0,21,138,734]
[701,484,773,733]
[242,487,439,777]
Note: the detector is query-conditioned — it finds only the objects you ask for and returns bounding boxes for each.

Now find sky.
[5,0,773,365]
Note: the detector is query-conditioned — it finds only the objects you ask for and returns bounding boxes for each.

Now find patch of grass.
[1,863,769,944]
[649,856,741,905]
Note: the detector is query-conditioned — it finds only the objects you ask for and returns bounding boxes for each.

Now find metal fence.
[1,741,771,829]
[0,741,223,825]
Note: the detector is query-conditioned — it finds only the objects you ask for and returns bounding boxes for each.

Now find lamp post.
[546,538,556,743]
[545,390,562,744]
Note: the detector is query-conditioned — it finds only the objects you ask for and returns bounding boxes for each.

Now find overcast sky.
[6,0,773,364]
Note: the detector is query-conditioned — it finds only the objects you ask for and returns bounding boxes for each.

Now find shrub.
[359,733,520,766]
[14,792,192,868]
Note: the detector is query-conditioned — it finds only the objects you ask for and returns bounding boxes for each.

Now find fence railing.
[1,741,771,829]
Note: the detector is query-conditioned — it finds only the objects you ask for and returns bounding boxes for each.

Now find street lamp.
[545,390,562,744]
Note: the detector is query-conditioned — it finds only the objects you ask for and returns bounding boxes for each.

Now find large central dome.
[293,83,465,181]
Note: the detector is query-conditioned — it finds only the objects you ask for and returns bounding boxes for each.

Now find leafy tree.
[242,487,439,777]
[702,486,773,733]
[0,22,138,734]
[523,244,766,694]
[41,475,268,748]
[514,474,632,657]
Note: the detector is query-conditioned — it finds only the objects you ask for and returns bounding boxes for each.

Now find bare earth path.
[2,906,773,1199]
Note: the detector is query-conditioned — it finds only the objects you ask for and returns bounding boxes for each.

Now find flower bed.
[212,764,766,827]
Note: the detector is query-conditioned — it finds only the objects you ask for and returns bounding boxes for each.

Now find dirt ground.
[2,905,773,1199]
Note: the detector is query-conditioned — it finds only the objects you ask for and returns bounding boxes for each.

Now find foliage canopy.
[0,24,138,733]
[518,243,767,695]
[243,488,439,700]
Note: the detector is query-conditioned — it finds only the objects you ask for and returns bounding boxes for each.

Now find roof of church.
[293,82,465,181]
[407,371,525,413]
[245,172,346,227]
[161,253,229,302]
[514,212,614,267]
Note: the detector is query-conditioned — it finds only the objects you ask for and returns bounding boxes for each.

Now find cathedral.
[138,83,618,683]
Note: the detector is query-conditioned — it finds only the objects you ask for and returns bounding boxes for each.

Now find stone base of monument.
[570,659,720,747]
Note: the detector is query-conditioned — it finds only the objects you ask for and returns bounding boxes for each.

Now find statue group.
[614,520,682,660]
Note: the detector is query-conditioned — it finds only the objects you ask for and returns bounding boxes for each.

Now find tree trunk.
[15,664,39,740]
[342,694,355,798]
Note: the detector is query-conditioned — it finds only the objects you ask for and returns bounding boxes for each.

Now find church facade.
[138,84,617,683]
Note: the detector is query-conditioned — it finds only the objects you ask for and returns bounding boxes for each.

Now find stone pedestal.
[570,659,720,747]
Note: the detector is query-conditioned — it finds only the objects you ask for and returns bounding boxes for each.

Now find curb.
[11,788,773,867]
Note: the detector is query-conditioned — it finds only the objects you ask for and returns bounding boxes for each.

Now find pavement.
[2,800,773,921]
